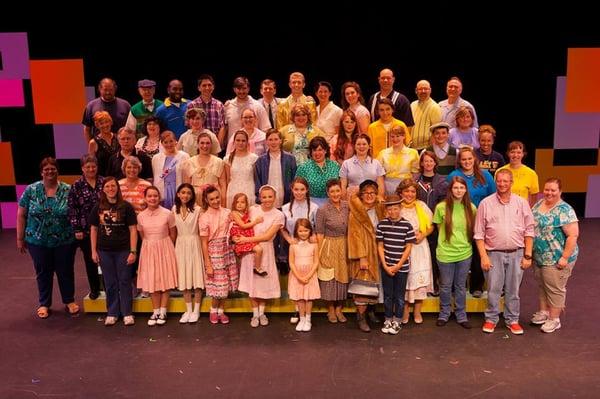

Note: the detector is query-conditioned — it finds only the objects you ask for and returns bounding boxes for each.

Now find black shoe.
[253,269,268,277]
[436,319,448,327]
[459,321,472,329]
[88,291,100,300]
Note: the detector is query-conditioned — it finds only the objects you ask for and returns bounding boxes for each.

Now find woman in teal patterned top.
[17,157,78,319]
[531,177,579,333]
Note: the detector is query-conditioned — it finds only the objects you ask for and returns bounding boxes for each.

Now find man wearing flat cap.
[126,79,164,138]
[423,121,457,176]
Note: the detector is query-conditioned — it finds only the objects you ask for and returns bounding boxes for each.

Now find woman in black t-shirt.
[90,177,138,326]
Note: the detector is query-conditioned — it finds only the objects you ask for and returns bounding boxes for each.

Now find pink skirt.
[288,263,321,301]
[137,237,178,293]
[205,237,238,299]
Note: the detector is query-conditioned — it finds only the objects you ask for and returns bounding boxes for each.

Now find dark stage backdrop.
[1,7,599,213]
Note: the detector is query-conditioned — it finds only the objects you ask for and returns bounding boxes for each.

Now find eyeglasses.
[242,116,255,119]
[362,191,377,196]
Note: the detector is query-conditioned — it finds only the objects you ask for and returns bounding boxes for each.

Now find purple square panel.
[0,32,30,79]
[585,175,600,218]
[54,124,87,159]
[1,202,17,229]
[554,77,600,149]
[86,86,95,102]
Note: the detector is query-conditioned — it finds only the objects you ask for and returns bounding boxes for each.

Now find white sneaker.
[296,320,305,332]
[179,312,191,324]
[302,320,312,332]
[389,321,401,335]
[531,311,549,325]
[541,318,561,333]
[381,320,393,334]
[188,311,200,323]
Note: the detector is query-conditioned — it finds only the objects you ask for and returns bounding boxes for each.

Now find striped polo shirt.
[375,217,416,272]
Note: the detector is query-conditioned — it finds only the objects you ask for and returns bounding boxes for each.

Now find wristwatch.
[523,254,532,260]
[129,249,137,254]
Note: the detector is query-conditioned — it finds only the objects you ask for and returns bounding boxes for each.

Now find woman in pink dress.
[234,185,284,328]
[288,218,320,332]
[199,185,238,325]
[137,186,178,326]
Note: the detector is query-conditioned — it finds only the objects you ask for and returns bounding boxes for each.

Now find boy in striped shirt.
[376,195,416,334]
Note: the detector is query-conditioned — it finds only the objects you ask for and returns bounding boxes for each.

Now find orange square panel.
[30,59,86,124]
[0,142,16,185]
[565,48,600,112]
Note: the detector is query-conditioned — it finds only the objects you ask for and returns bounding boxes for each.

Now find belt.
[489,248,522,253]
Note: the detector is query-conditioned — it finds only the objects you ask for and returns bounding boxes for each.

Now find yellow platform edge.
[84,292,500,314]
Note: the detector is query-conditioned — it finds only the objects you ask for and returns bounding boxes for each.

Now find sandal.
[65,302,80,315]
[37,306,50,319]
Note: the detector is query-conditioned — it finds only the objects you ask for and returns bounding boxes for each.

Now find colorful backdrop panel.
[30,59,86,124]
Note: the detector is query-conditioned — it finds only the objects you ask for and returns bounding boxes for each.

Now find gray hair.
[121,155,142,175]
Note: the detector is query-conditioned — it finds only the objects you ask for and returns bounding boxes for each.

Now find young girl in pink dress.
[288,218,320,332]
[136,186,178,326]
[199,185,239,324]
[229,193,265,276]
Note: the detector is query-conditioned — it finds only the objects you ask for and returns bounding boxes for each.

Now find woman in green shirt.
[433,176,477,329]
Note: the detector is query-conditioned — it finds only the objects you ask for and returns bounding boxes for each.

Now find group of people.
[16,68,579,335]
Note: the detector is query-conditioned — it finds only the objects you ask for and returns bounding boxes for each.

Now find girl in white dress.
[173,183,204,324]
[397,179,434,324]
[225,130,258,209]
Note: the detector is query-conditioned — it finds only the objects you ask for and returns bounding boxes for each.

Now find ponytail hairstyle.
[201,184,219,210]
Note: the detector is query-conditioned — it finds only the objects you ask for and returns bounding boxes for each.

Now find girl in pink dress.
[234,185,284,328]
[136,186,178,326]
[199,186,238,325]
[288,218,320,332]
[230,193,265,276]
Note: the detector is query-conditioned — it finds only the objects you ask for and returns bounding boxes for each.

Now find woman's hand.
[17,239,27,254]
[206,262,214,277]
[126,253,136,265]
[557,256,568,269]
[92,251,100,264]
[359,257,369,270]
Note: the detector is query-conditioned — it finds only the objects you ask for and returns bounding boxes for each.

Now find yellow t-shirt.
[496,164,539,200]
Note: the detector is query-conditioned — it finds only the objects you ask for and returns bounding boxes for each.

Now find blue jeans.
[484,250,524,324]
[28,242,76,307]
[437,257,472,323]
[98,250,133,317]
[381,269,408,319]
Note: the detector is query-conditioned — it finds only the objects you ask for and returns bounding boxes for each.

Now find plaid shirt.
[188,96,225,135]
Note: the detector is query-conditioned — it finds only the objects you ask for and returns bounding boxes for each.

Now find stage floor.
[1,220,598,398]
